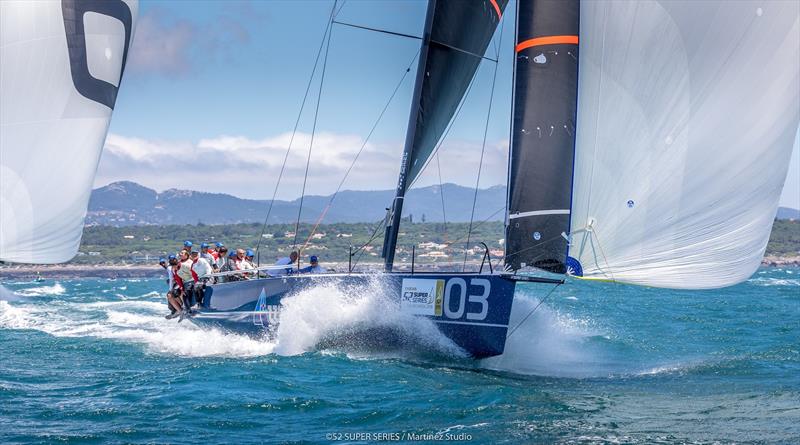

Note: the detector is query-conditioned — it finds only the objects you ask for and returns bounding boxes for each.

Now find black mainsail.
[505,0,579,273]
[383,0,508,271]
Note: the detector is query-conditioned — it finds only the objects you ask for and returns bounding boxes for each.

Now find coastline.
[2,256,798,280]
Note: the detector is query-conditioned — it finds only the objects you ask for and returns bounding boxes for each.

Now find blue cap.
[184,240,193,247]
[310,255,318,263]
[215,242,224,248]
[190,249,199,255]
[201,242,209,248]
[159,257,166,263]
[246,249,254,257]
[228,251,237,258]
[168,254,177,260]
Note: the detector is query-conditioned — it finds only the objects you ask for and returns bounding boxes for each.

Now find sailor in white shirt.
[269,251,298,277]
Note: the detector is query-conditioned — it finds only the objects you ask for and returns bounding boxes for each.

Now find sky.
[97,0,800,209]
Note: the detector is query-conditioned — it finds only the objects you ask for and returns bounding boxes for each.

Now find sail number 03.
[443,278,490,321]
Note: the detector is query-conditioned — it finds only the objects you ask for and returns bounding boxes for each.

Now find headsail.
[384,0,508,270]
[0,0,138,264]
[404,0,508,187]
[505,0,580,273]
[569,0,800,288]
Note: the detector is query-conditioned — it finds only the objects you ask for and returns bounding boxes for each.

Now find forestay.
[570,0,800,288]
[0,0,137,263]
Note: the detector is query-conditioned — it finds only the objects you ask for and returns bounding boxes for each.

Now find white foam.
[748,277,800,287]
[272,277,466,358]
[479,295,608,377]
[0,297,273,358]
[0,284,23,302]
[15,282,66,296]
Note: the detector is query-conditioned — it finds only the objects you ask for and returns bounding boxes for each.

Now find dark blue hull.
[189,272,522,358]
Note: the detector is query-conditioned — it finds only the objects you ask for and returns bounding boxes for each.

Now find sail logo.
[400,279,444,316]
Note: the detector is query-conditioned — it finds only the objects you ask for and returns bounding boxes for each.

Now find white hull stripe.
[509,209,570,219]
[197,311,507,329]
[433,320,508,328]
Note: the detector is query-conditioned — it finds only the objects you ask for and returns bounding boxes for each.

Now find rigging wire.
[350,217,387,269]
[435,153,448,241]
[254,1,338,259]
[505,282,562,340]
[292,2,336,252]
[297,49,421,254]
[462,17,505,271]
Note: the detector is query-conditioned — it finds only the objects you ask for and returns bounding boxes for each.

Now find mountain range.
[86,181,800,226]
[87,181,507,226]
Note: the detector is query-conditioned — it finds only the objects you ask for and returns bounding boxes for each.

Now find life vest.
[190,259,200,282]
[172,268,184,290]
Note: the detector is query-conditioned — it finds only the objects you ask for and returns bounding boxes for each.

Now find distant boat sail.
[0,0,138,264]
[505,0,799,289]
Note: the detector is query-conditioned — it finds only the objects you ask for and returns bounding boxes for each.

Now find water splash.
[0,284,23,302]
[272,277,466,359]
[479,295,611,377]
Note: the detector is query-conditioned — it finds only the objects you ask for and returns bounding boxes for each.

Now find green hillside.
[70,219,800,266]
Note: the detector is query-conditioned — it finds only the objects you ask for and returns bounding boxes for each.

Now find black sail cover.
[403,0,508,188]
[505,0,579,273]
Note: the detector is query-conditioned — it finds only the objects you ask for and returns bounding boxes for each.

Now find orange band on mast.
[515,35,578,52]
[488,0,502,18]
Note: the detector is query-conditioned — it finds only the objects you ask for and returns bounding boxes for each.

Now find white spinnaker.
[571,0,799,289]
[0,0,137,263]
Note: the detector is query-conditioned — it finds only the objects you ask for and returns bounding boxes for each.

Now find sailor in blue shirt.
[298,255,327,274]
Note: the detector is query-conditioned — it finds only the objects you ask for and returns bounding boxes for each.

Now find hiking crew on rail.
[160,241,327,319]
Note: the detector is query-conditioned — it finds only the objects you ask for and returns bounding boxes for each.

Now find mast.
[382,0,437,272]
[504,0,580,273]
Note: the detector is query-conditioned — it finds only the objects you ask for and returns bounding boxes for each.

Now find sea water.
[0,268,797,444]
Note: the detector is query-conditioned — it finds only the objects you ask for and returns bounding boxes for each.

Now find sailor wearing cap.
[200,242,218,270]
[299,255,327,274]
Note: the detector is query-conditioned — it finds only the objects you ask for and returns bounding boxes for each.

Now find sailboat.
[1,0,138,265]
[190,0,799,359]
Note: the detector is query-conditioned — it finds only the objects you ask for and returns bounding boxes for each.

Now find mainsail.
[384,0,507,270]
[568,0,800,288]
[0,0,138,264]
[505,0,579,273]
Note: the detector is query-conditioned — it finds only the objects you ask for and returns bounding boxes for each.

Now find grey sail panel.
[505,0,579,273]
[404,0,508,188]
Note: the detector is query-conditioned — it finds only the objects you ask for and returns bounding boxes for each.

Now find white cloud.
[126,4,260,78]
[94,132,509,200]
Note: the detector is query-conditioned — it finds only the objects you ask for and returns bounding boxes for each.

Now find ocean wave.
[748,277,800,287]
[15,283,66,296]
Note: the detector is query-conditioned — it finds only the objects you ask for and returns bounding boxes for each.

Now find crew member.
[270,251,298,277]
[298,255,327,274]
[219,250,240,282]
[235,248,254,279]
[176,249,195,310]
[190,250,213,307]
[165,255,183,319]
